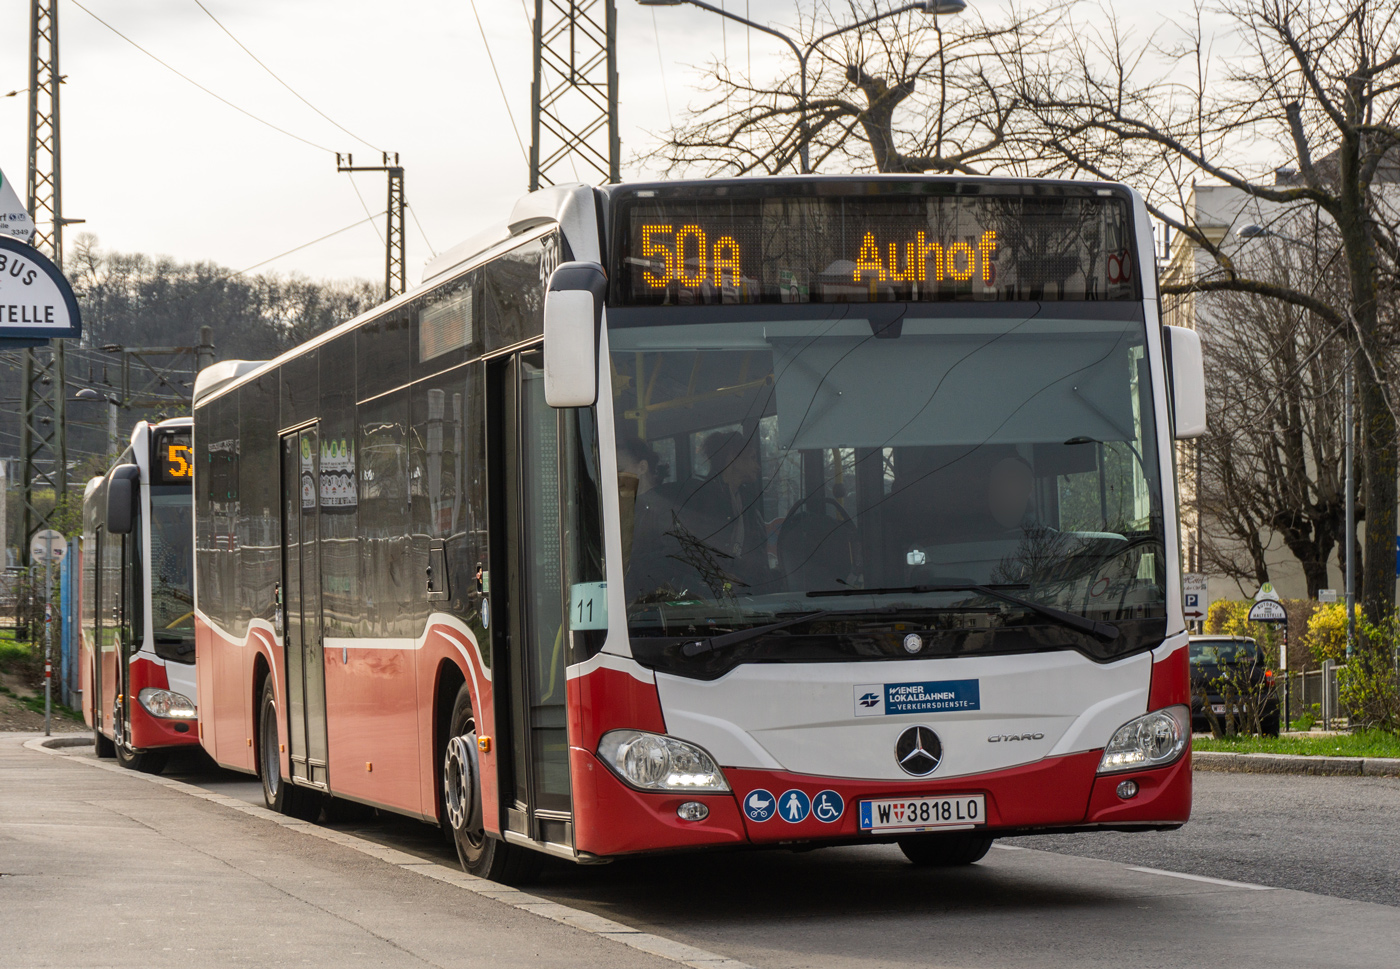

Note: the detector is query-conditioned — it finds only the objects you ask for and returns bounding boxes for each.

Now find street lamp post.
[638,0,966,174]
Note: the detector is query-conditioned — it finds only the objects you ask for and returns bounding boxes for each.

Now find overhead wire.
[67,0,335,154]
[468,0,530,163]
[346,174,386,245]
[190,0,384,154]
[408,205,437,258]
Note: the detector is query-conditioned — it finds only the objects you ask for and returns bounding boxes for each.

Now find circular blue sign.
[812,789,845,823]
[777,789,811,823]
[743,788,776,823]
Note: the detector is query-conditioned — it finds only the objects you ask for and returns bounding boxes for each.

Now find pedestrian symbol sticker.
[813,790,844,823]
[778,789,811,823]
[744,789,776,823]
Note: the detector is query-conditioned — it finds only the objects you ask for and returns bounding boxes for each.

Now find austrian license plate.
[858,795,986,833]
[1211,703,1227,714]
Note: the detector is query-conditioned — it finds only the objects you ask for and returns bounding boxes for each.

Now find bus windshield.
[609,305,1167,671]
[149,488,194,656]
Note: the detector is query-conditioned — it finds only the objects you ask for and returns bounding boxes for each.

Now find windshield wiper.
[679,607,899,657]
[808,583,1119,643]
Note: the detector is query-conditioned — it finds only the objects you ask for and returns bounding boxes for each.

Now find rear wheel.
[258,679,322,821]
[898,832,995,867]
[93,724,115,759]
[441,684,540,884]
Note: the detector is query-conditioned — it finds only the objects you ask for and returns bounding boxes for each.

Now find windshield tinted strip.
[605,302,1147,328]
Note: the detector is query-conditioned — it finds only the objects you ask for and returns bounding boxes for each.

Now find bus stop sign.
[29,529,67,565]
[1247,599,1287,623]
[0,236,81,345]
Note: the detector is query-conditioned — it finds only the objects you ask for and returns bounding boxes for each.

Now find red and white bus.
[81,417,199,773]
[193,176,1205,880]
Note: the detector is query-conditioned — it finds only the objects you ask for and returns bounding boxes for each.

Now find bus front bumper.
[568,746,1191,857]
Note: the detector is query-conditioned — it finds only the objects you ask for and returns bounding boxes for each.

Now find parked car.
[1188,635,1280,736]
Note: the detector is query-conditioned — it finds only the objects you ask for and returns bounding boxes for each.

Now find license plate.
[858,795,986,833]
[1211,703,1226,714]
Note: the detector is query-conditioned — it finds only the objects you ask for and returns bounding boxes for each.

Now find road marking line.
[1126,865,1275,891]
[23,737,754,969]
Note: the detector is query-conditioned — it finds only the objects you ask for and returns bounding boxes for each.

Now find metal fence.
[0,567,42,635]
[1283,662,1348,729]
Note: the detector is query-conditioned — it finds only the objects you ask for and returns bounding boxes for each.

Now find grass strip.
[1194,729,1400,758]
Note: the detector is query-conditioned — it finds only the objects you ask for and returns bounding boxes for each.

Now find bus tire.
[442,684,540,884]
[258,679,323,822]
[897,832,995,867]
[116,741,168,775]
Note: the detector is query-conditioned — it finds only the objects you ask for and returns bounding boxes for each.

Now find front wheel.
[112,704,166,774]
[898,832,995,867]
[258,679,322,821]
[441,684,539,884]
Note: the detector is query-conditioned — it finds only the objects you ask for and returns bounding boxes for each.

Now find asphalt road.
[22,739,1400,969]
[1020,771,1400,908]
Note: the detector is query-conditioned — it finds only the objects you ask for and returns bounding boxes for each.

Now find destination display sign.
[153,430,194,485]
[0,236,81,341]
[614,190,1137,306]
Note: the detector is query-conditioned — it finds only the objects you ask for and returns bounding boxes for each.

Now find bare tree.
[1193,221,1353,596]
[1016,0,1400,620]
[657,1,1067,176]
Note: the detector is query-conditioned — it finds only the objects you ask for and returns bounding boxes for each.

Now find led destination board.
[615,190,1137,306]
[153,430,194,485]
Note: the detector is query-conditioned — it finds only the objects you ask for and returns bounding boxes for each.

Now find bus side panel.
[195,615,217,752]
[206,619,252,770]
[325,640,422,816]
[416,623,496,830]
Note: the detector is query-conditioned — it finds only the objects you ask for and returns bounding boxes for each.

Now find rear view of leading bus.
[80,418,198,773]
[193,176,1205,881]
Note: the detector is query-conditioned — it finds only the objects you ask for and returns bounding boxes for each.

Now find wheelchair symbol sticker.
[813,790,844,823]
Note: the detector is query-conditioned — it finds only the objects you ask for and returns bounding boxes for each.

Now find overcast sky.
[0,0,1223,286]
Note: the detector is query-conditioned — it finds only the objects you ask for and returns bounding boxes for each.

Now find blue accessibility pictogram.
[743,788,777,823]
[778,789,811,823]
[858,692,881,708]
[812,790,844,823]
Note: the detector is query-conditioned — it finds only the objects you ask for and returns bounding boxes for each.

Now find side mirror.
[106,465,140,535]
[1165,325,1206,439]
[543,261,607,408]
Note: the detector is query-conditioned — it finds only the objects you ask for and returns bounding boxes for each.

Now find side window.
[239,375,278,632]
[483,231,558,351]
[320,335,359,638]
[358,391,411,638]
[359,309,413,400]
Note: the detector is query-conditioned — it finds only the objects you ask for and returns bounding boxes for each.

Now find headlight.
[137,688,197,719]
[597,729,729,793]
[1098,705,1189,774]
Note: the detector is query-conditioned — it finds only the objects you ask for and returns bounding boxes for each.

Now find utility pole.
[19,0,73,567]
[530,0,620,190]
[337,153,405,300]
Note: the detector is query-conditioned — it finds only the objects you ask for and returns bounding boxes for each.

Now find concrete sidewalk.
[0,732,691,969]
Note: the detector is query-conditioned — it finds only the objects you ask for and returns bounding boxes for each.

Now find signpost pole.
[42,542,51,736]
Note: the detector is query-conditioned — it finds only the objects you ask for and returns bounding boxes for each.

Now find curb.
[19,736,752,969]
[1194,750,1400,778]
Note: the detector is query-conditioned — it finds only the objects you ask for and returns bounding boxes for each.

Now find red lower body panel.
[571,746,1191,858]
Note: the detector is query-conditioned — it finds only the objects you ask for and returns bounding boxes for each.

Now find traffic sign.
[29,529,67,564]
[1183,573,1208,621]
[1247,599,1287,623]
[1254,582,1281,602]
[0,236,81,342]
[0,167,34,244]
[1319,589,1338,604]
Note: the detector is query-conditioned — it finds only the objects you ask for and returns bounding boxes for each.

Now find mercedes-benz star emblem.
[895,726,943,776]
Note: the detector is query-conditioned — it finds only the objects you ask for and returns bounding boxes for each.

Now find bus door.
[281,426,330,789]
[491,349,571,847]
